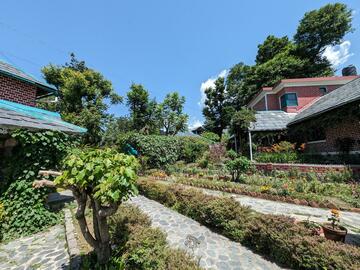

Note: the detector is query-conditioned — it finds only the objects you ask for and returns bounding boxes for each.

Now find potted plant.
[322,209,347,242]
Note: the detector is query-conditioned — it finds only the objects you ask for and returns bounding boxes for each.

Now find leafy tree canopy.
[203,77,234,137]
[158,92,188,135]
[225,3,353,109]
[126,83,159,134]
[42,53,121,144]
[255,35,291,65]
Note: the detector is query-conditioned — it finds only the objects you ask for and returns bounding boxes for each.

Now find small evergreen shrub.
[109,205,201,270]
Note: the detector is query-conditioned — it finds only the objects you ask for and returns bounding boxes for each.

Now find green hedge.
[255,152,299,163]
[119,134,209,168]
[108,204,201,270]
[138,180,360,270]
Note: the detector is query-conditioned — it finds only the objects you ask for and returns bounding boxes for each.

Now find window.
[280,93,298,108]
[319,87,327,95]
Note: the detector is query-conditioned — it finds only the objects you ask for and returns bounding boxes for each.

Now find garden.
[0,5,359,267]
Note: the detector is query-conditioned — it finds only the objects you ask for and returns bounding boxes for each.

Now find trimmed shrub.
[179,136,209,163]
[255,152,299,163]
[120,134,209,168]
[138,180,360,270]
[109,205,201,270]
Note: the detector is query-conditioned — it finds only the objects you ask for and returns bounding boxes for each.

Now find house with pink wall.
[247,72,360,158]
[248,76,358,113]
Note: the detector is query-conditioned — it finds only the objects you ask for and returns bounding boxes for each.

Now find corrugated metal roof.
[0,60,57,92]
[0,99,86,134]
[289,77,360,125]
[250,111,297,132]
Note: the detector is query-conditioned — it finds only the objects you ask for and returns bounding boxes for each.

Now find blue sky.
[1,1,359,129]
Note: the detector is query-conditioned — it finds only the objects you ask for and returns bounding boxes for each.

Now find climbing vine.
[0,130,78,240]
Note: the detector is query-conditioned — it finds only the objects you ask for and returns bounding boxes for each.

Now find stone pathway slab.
[130,196,285,270]
[0,225,70,270]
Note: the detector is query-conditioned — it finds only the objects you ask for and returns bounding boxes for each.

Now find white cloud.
[188,119,203,130]
[198,69,227,107]
[323,40,354,67]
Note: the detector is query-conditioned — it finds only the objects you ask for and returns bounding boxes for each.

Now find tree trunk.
[93,199,112,265]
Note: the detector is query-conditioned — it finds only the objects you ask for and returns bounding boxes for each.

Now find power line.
[0,20,70,56]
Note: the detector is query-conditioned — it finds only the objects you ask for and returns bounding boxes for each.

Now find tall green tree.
[102,116,133,145]
[42,53,121,144]
[226,3,353,108]
[230,108,256,154]
[126,83,159,134]
[294,3,353,58]
[158,92,188,135]
[203,77,234,137]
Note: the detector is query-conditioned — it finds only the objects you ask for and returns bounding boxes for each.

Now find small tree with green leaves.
[34,148,139,265]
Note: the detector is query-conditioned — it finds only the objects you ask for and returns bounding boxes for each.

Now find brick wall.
[253,96,266,111]
[266,94,279,110]
[255,162,360,175]
[0,74,37,106]
[306,117,360,153]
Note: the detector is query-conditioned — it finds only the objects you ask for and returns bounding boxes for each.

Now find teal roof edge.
[0,99,87,133]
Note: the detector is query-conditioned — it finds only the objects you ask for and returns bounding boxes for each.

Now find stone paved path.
[178,184,360,246]
[0,225,70,270]
[129,196,286,270]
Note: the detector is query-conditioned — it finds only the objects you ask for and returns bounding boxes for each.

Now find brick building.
[247,73,360,157]
[0,61,57,106]
[248,76,358,113]
[0,60,86,134]
[288,77,360,155]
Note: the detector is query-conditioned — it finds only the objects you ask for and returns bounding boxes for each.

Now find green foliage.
[126,83,159,134]
[201,131,220,143]
[224,3,353,109]
[1,180,60,240]
[42,53,121,144]
[109,205,201,270]
[256,35,291,65]
[121,134,209,168]
[138,180,360,270]
[294,3,353,57]
[56,148,139,204]
[180,136,209,163]
[3,130,76,187]
[226,156,253,181]
[0,130,73,240]
[177,171,359,209]
[102,116,134,145]
[158,92,188,135]
[203,77,234,137]
[255,152,299,163]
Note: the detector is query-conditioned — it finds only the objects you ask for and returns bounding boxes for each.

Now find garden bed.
[72,203,201,269]
[137,179,360,270]
[173,177,360,212]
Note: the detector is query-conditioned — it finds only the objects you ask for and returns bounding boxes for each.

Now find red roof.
[280,75,360,83]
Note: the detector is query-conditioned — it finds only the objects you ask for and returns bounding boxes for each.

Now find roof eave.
[288,98,360,126]
[0,69,57,93]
